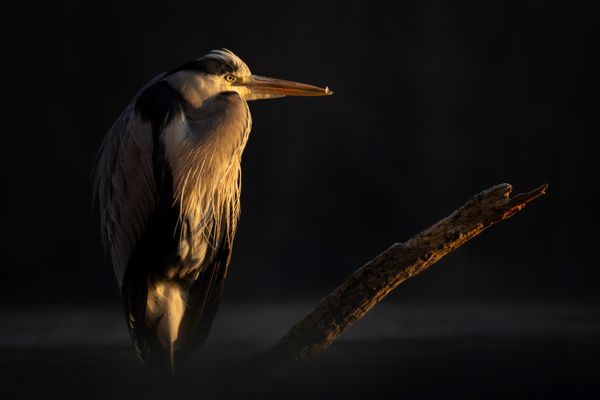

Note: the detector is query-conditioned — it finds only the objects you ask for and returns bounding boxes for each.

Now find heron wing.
[94,73,171,287]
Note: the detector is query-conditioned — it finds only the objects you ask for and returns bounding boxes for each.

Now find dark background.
[1,1,598,398]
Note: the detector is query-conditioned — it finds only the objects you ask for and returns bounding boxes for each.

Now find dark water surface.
[2,302,599,399]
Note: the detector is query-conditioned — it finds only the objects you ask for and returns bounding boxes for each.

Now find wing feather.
[94,74,166,287]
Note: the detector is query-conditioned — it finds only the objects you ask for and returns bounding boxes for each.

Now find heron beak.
[241,75,333,99]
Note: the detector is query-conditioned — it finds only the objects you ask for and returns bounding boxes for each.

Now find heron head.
[167,49,332,106]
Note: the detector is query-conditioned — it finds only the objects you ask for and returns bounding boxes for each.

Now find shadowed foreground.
[1,301,599,399]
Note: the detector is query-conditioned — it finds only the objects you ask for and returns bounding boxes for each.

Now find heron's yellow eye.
[224,74,236,83]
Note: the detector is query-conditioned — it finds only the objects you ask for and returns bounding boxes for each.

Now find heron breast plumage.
[163,91,251,279]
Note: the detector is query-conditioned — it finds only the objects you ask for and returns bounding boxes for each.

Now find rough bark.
[265,183,548,366]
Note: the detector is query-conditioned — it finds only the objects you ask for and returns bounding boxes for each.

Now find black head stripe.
[169,56,237,76]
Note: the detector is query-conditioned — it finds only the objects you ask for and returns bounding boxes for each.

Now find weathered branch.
[265,183,547,365]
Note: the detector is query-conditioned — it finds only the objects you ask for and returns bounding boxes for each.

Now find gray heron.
[94,49,332,371]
